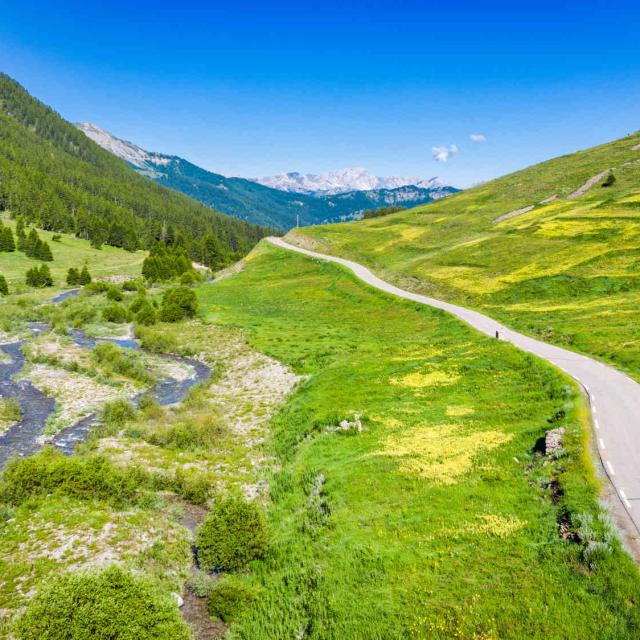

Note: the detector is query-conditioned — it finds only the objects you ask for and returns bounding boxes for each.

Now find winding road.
[268,236,640,535]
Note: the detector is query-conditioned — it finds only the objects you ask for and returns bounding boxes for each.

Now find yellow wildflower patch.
[457,514,526,538]
[446,405,474,417]
[375,423,512,484]
[391,369,459,388]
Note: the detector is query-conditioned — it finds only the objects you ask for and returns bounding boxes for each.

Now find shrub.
[52,234,62,242]
[147,413,223,450]
[173,469,213,505]
[123,278,143,291]
[128,295,147,314]
[101,398,137,428]
[92,342,151,383]
[196,497,268,571]
[102,303,128,323]
[83,281,110,295]
[136,326,179,353]
[14,564,190,640]
[106,285,124,301]
[160,286,198,323]
[180,269,203,287]
[0,274,8,296]
[64,301,97,327]
[601,172,616,187]
[0,398,21,423]
[207,575,257,623]
[0,448,139,506]
[135,302,157,326]
[188,570,218,598]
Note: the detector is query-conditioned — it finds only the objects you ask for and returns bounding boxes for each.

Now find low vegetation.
[294,131,640,380]
[196,497,269,571]
[198,243,640,639]
[14,565,191,640]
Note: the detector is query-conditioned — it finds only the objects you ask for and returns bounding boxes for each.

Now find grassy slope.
[199,243,640,639]
[293,131,640,378]
[0,216,146,292]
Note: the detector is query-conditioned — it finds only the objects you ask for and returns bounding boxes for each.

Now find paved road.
[268,236,640,533]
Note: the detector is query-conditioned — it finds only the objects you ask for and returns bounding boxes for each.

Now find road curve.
[268,236,640,534]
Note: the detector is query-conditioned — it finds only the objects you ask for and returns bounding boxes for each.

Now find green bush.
[106,285,124,301]
[83,281,110,295]
[122,278,143,291]
[101,398,137,428]
[136,326,179,353]
[135,302,157,326]
[14,564,190,640]
[187,569,218,598]
[0,274,8,296]
[160,286,198,322]
[0,398,21,423]
[180,269,203,287]
[0,448,139,506]
[207,575,257,623]
[196,497,268,571]
[92,342,151,383]
[146,414,222,450]
[173,468,213,505]
[102,303,128,323]
[64,301,97,327]
[128,295,147,315]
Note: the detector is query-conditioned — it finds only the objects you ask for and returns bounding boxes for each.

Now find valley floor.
[198,243,640,639]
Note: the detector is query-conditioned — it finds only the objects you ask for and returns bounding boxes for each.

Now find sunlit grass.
[198,244,640,639]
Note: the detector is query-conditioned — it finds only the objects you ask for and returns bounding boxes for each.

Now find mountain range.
[77,123,458,229]
[254,168,446,196]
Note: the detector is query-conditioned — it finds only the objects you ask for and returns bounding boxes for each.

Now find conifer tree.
[0,226,14,251]
[66,267,80,285]
[37,240,53,261]
[78,264,92,285]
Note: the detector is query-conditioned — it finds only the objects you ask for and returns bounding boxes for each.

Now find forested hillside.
[0,74,271,267]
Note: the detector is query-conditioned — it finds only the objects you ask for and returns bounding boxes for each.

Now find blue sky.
[1,0,639,186]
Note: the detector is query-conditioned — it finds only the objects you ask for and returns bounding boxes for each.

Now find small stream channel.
[0,290,211,466]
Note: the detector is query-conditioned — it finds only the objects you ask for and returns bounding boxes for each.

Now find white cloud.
[469,133,486,143]
[431,144,458,163]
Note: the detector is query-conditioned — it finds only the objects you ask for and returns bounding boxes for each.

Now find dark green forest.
[0,73,273,267]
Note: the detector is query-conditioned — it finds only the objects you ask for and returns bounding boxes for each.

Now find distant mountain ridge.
[255,167,446,196]
[77,123,458,229]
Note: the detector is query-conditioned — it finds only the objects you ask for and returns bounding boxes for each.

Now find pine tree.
[78,265,92,285]
[25,228,39,257]
[37,240,53,261]
[39,264,53,286]
[16,225,26,251]
[0,226,15,252]
[25,266,39,287]
[66,267,80,285]
[0,274,8,296]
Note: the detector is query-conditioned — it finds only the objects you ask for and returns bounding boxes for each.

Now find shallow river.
[0,291,210,465]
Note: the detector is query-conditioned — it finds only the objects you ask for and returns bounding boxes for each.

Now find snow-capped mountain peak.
[254,167,444,196]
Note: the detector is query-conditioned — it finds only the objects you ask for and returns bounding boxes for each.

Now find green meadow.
[0,215,147,292]
[198,243,640,639]
[294,132,640,379]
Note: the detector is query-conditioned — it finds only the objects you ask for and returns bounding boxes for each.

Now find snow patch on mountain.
[254,167,445,196]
